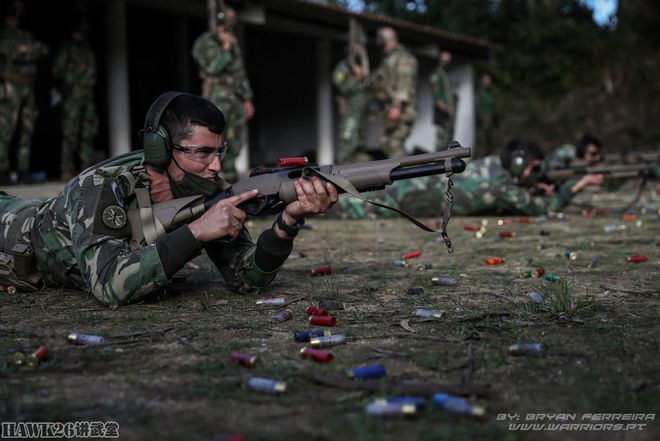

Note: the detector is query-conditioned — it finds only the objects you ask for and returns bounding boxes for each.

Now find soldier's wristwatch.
[274,212,304,238]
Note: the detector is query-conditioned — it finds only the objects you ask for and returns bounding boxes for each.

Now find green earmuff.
[141,91,185,171]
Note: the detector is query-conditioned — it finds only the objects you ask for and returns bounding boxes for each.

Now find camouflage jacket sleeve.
[493,178,575,216]
[233,47,254,101]
[192,32,233,75]
[332,60,361,96]
[203,226,291,294]
[392,49,417,105]
[67,174,194,307]
[431,68,453,109]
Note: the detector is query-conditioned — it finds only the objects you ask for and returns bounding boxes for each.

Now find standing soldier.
[192,6,254,181]
[52,18,98,181]
[430,50,454,150]
[0,1,48,184]
[371,27,418,158]
[332,42,369,163]
[476,73,495,155]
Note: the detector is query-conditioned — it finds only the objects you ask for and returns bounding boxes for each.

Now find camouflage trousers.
[0,83,38,173]
[0,194,39,254]
[206,88,247,177]
[60,91,98,175]
[380,103,416,158]
[435,118,453,151]
[337,104,369,164]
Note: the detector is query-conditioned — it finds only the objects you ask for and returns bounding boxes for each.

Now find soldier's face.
[518,159,543,187]
[168,125,224,180]
[584,144,600,162]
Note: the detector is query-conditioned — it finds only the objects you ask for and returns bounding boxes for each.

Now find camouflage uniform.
[545,144,576,170]
[0,151,288,307]
[335,155,577,218]
[476,86,494,155]
[372,45,418,158]
[52,36,98,176]
[332,58,369,163]
[430,66,454,150]
[0,26,48,175]
[192,31,253,177]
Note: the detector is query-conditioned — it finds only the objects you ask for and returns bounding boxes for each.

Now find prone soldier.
[0,93,337,306]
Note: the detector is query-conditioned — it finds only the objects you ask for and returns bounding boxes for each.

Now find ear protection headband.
[141,91,185,171]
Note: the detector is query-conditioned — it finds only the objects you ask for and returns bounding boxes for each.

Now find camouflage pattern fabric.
[430,66,454,150]
[52,36,98,175]
[545,144,576,170]
[0,26,48,173]
[476,86,495,155]
[332,58,369,163]
[0,151,283,307]
[334,155,576,218]
[192,31,253,177]
[371,45,418,158]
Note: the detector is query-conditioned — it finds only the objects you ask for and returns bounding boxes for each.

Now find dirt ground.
[1,184,659,441]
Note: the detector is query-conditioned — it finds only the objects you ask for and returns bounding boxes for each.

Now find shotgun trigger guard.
[238,195,285,216]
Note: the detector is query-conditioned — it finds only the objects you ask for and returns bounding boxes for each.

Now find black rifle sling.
[304,168,438,233]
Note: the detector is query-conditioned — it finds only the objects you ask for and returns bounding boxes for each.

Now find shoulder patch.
[335,71,346,82]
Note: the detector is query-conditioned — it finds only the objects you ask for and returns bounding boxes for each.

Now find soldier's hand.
[387,106,401,121]
[219,29,233,51]
[571,174,604,194]
[17,44,31,54]
[244,100,255,120]
[280,177,338,237]
[353,65,364,80]
[188,189,258,242]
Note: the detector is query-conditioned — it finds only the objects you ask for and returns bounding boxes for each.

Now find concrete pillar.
[316,37,333,164]
[105,0,131,156]
[451,62,476,153]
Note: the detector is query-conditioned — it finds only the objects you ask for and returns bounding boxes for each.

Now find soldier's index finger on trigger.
[227,189,259,206]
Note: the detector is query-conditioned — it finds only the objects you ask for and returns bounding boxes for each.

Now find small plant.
[536,279,596,317]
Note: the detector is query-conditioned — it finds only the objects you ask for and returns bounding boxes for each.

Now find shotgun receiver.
[129,143,472,248]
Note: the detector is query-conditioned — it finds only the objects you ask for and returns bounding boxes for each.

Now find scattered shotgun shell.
[305,305,328,316]
[509,343,546,356]
[519,268,545,278]
[229,351,257,367]
[539,229,551,236]
[497,219,513,226]
[248,377,286,393]
[318,299,345,311]
[311,265,333,276]
[622,214,637,221]
[463,224,480,231]
[588,258,599,268]
[1,285,17,294]
[309,334,346,348]
[432,393,486,418]
[417,261,433,270]
[498,231,515,239]
[392,259,409,267]
[256,297,286,306]
[517,217,533,224]
[385,396,428,411]
[402,250,422,260]
[544,273,560,282]
[300,347,334,363]
[27,346,48,367]
[294,329,333,342]
[271,309,293,323]
[350,363,386,379]
[603,224,626,233]
[309,315,337,326]
[366,401,417,417]
[277,157,308,167]
[627,255,647,263]
[431,276,458,286]
[485,257,506,265]
[527,291,544,304]
[414,308,442,319]
[406,286,424,295]
[563,251,577,260]
[11,352,26,365]
[67,332,104,345]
